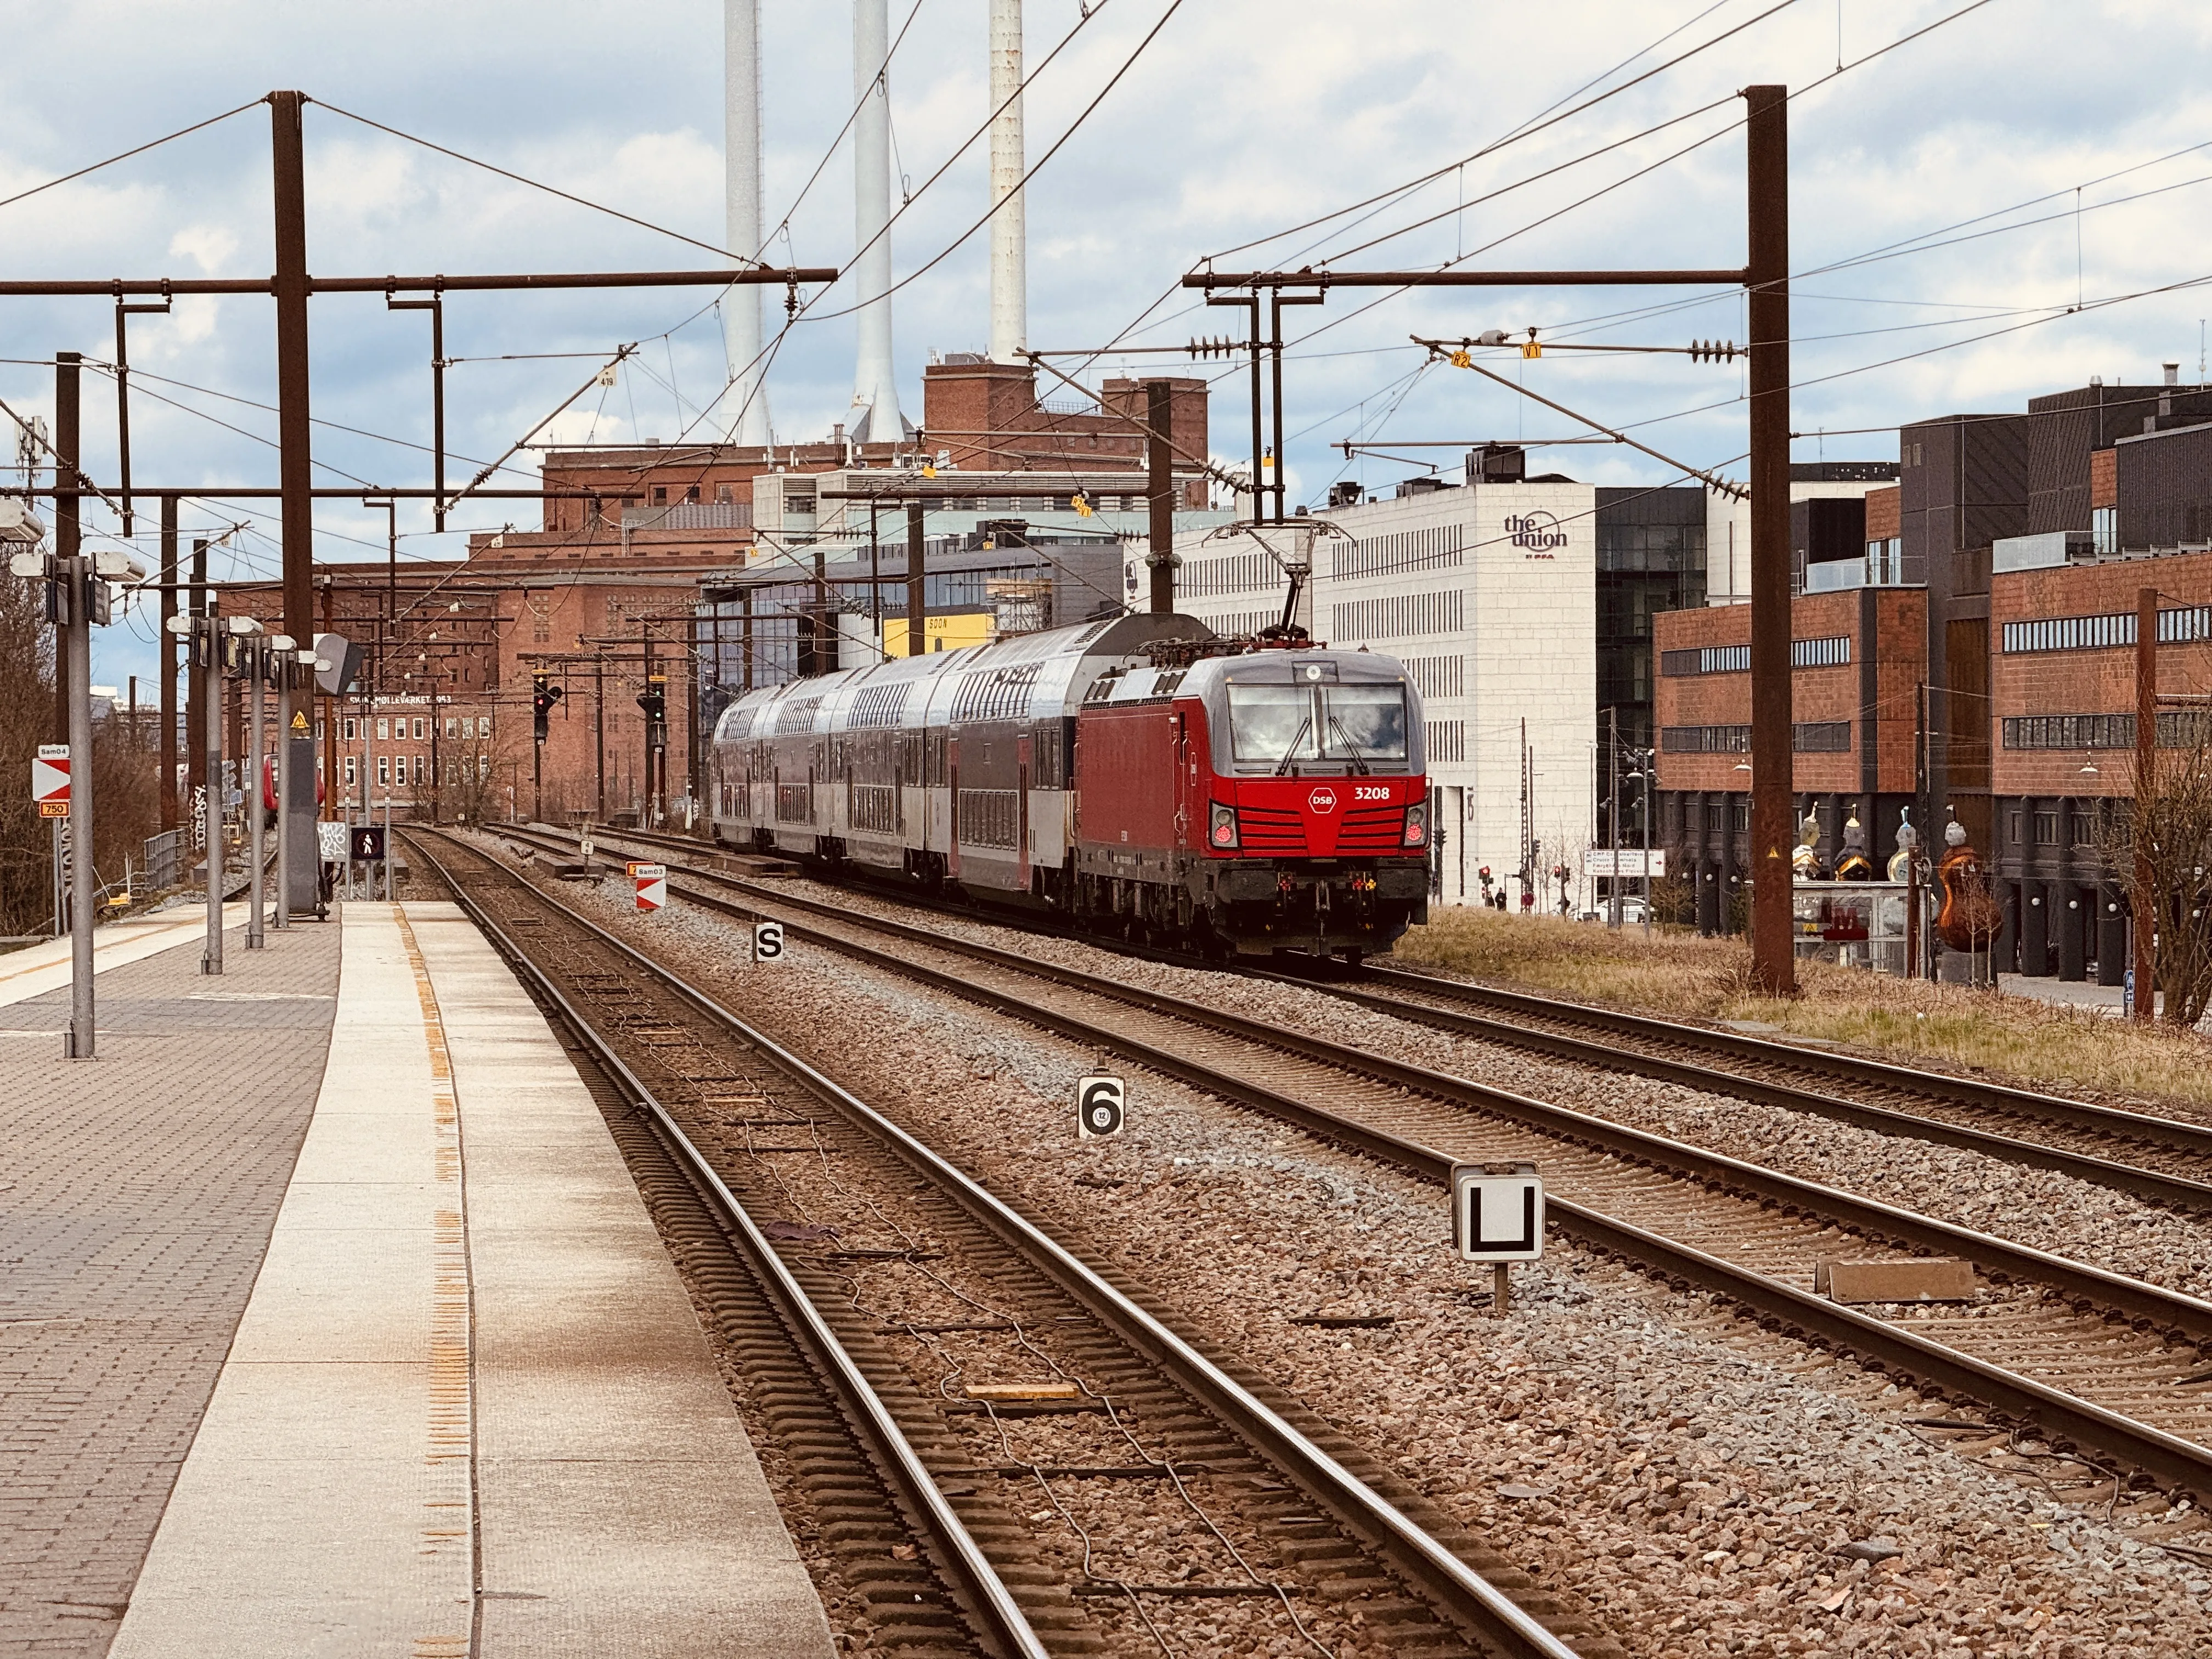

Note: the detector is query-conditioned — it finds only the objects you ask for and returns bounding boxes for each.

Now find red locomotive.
[710,612,1432,962]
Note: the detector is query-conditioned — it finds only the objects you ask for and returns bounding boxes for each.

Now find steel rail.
[1285,972,2212,1212]
[411,834,1048,1659]
[419,830,1582,1659]
[1369,964,2212,1150]
[488,823,2212,1496]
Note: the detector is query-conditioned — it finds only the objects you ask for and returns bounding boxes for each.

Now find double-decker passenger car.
[708,612,1431,961]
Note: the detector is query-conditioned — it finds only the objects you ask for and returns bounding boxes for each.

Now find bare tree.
[0,577,58,935]
[2101,713,2212,1026]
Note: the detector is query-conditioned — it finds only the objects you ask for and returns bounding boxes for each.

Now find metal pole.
[1607,708,1620,928]
[906,500,927,655]
[1643,751,1654,941]
[383,785,392,903]
[1745,82,1793,996]
[1267,293,1286,523]
[272,91,313,644]
[64,551,94,1057]
[1147,379,1175,613]
[203,619,224,975]
[53,353,78,748]
[159,496,178,835]
[274,655,292,929]
[272,90,319,923]
[2136,584,2157,1021]
[595,654,607,819]
[642,623,656,821]
[247,644,266,947]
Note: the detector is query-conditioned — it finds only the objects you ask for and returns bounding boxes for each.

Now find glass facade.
[1595,488,1708,754]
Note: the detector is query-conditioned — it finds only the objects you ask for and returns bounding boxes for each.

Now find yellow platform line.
[394,904,479,1656]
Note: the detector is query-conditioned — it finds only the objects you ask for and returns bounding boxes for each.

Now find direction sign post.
[1452,1161,1545,1316]
[1077,1074,1126,1139]
[752,919,785,963]
[630,862,667,912]
[32,744,69,818]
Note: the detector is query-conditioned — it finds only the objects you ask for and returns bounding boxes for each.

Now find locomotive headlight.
[1402,800,1429,848]
[1209,802,1240,849]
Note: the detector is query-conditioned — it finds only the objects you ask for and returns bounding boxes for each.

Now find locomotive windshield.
[1227,683,1409,769]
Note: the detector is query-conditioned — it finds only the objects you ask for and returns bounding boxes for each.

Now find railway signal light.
[639,674,667,751]
[532,672,563,742]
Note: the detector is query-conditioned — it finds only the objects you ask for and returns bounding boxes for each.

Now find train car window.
[1227,683,1409,765]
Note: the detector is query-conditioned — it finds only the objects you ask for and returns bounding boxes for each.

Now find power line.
[0,98,266,215]
[311,98,772,268]
[1202,0,1801,265]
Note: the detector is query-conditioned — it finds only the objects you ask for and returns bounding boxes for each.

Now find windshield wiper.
[1272,717,1313,776]
[1324,713,1372,776]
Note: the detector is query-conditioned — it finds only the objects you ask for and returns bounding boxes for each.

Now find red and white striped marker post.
[629,862,667,912]
[32,744,69,819]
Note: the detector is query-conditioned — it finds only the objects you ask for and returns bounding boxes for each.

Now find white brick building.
[1131,479,1598,908]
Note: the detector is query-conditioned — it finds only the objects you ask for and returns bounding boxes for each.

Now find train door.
[1015,732,1032,890]
[946,733,962,881]
[1172,706,1197,853]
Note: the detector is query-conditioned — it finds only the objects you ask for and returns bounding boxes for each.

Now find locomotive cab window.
[1226,682,1409,769]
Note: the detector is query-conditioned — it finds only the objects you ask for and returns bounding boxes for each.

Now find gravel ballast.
[464,837,2212,1654]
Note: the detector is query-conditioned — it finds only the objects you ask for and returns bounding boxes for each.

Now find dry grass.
[1388,907,2212,1110]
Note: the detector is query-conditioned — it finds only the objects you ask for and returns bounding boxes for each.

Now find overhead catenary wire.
[312,98,775,268]
[0,98,267,215]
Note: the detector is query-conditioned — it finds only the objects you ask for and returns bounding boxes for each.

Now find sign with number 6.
[1077,1074,1125,1139]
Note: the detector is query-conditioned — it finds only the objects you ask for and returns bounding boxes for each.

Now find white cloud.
[0,0,2204,690]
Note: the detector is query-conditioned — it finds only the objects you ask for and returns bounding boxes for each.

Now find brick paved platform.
[101,902,831,1659]
[0,913,341,1656]
[0,901,251,1012]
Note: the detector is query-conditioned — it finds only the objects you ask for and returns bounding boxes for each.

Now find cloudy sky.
[4,0,2210,687]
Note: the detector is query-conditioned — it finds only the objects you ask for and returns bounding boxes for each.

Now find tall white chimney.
[850,0,909,443]
[723,0,772,446]
[988,0,1026,364]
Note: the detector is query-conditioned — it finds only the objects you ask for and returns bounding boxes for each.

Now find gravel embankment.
[732,870,2212,1303]
[468,838,2212,1655]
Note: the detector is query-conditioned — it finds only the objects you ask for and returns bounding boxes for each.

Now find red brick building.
[1654,587,1928,933]
[233,363,1210,827]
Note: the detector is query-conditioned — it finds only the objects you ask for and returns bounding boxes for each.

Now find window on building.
[412,718,426,741]
[2072,805,2100,847]
[685,485,700,504]
[652,486,668,505]
[413,755,425,784]
[479,713,492,737]
[2033,810,2059,845]
[376,755,390,786]
[2008,810,2023,845]
[343,756,357,786]
[444,716,458,739]
[343,716,358,741]
[2093,505,2118,556]
[376,718,390,741]
[314,719,324,740]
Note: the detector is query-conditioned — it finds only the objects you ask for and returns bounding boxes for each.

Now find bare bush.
[2102,716,2212,1027]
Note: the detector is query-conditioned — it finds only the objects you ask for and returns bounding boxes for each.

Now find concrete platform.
[102,902,833,1658]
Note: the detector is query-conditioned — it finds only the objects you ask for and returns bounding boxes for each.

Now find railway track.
[1311,965,2212,1211]
[486,821,2212,1505]
[555,823,2212,1211]
[407,830,1592,1659]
